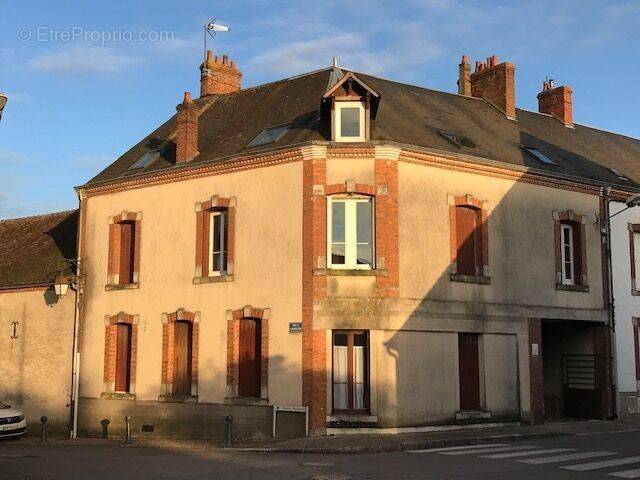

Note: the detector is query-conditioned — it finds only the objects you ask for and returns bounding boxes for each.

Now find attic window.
[438,131,476,149]
[128,150,160,170]
[246,125,289,148]
[610,168,629,180]
[334,101,366,142]
[524,147,556,165]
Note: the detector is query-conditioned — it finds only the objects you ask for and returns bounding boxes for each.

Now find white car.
[0,401,27,438]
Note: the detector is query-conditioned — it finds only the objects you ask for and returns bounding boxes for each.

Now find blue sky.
[1,0,639,219]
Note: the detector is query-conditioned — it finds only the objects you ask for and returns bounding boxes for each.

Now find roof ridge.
[0,209,77,224]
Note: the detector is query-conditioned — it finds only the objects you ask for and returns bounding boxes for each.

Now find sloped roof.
[82,68,640,191]
[0,210,78,289]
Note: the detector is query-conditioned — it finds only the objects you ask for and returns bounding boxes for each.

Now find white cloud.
[73,154,113,169]
[0,150,29,163]
[28,45,143,75]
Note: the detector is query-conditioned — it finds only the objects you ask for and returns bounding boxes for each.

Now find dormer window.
[335,101,365,142]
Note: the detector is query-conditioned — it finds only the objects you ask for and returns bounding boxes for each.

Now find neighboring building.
[0,210,78,436]
[71,51,640,440]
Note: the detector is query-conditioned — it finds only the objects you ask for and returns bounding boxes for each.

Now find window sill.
[224,396,269,406]
[455,410,492,421]
[315,269,388,277]
[556,283,589,292]
[632,289,640,296]
[193,274,234,285]
[101,392,136,401]
[450,274,491,284]
[327,414,377,423]
[158,394,198,403]
[105,282,139,291]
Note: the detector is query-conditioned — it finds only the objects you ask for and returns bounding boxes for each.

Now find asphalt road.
[4,429,640,479]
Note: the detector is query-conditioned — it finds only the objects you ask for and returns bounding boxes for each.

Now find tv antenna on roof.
[204,19,230,60]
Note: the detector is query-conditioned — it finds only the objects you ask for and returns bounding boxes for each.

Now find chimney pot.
[537,82,573,126]
[200,51,242,96]
[458,54,472,96]
[175,91,199,163]
[470,55,516,119]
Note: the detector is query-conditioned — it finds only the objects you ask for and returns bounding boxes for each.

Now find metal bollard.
[100,419,110,439]
[225,415,233,448]
[40,416,48,444]
[124,416,132,445]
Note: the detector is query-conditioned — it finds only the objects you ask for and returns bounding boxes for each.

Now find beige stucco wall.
[79,162,303,406]
[0,288,75,434]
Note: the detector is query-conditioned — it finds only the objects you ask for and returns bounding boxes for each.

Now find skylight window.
[610,168,629,180]
[524,147,556,165]
[438,131,476,149]
[246,124,289,148]
[128,150,160,170]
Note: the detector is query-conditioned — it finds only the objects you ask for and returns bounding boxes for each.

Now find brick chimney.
[200,50,242,96]
[537,79,573,127]
[175,91,199,164]
[470,55,516,119]
[457,55,471,96]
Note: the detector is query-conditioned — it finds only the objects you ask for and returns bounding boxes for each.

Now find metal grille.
[0,415,22,425]
[562,354,597,390]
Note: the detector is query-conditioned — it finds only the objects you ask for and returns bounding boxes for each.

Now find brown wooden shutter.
[119,222,135,285]
[456,207,477,276]
[115,323,131,392]
[238,318,261,398]
[173,321,193,395]
[459,333,480,410]
[572,222,583,285]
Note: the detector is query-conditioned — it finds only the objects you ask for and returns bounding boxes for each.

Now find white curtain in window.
[353,345,365,410]
[333,345,348,409]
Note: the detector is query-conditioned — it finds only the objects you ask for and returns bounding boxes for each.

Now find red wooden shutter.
[115,323,131,392]
[456,207,477,276]
[173,321,193,395]
[119,222,135,285]
[459,333,480,410]
[238,318,261,398]
[572,223,582,285]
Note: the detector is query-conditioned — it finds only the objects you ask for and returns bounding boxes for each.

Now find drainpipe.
[603,186,620,419]
[69,191,84,439]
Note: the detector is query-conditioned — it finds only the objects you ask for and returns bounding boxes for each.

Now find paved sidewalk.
[13,420,640,454]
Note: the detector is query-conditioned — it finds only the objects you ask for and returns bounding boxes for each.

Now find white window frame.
[633,232,640,291]
[561,223,575,285]
[208,210,227,276]
[327,196,374,270]
[334,101,366,142]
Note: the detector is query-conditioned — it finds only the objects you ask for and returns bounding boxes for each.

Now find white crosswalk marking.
[520,451,616,465]
[481,448,576,459]
[609,468,640,478]
[441,445,539,456]
[562,456,640,472]
[407,443,507,453]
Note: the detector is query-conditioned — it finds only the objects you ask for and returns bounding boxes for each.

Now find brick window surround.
[106,210,142,290]
[448,194,490,284]
[160,308,200,400]
[225,305,270,402]
[102,312,138,399]
[628,224,640,295]
[553,210,589,292]
[194,195,236,284]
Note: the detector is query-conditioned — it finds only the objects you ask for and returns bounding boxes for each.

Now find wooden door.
[456,207,477,276]
[173,321,192,395]
[115,323,131,392]
[238,318,261,398]
[459,333,480,410]
[119,221,135,285]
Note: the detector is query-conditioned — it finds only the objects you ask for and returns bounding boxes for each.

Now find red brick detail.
[226,307,269,396]
[103,312,138,393]
[633,318,640,380]
[528,318,544,425]
[592,323,614,419]
[449,195,489,277]
[194,196,235,279]
[554,211,588,287]
[375,159,399,297]
[107,211,141,286]
[302,157,328,435]
[175,92,199,164]
[161,309,199,396]
[628,224,640,295]
[325,182,375,196]
[200,50,242,96]
[471,56,516,119]
[538,81,573,126]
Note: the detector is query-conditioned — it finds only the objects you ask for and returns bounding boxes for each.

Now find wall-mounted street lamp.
[54,274,71,298]
[0,93,7,121]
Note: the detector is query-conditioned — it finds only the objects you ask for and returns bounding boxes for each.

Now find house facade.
[0,210,78,436]
[69,52,640,440]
